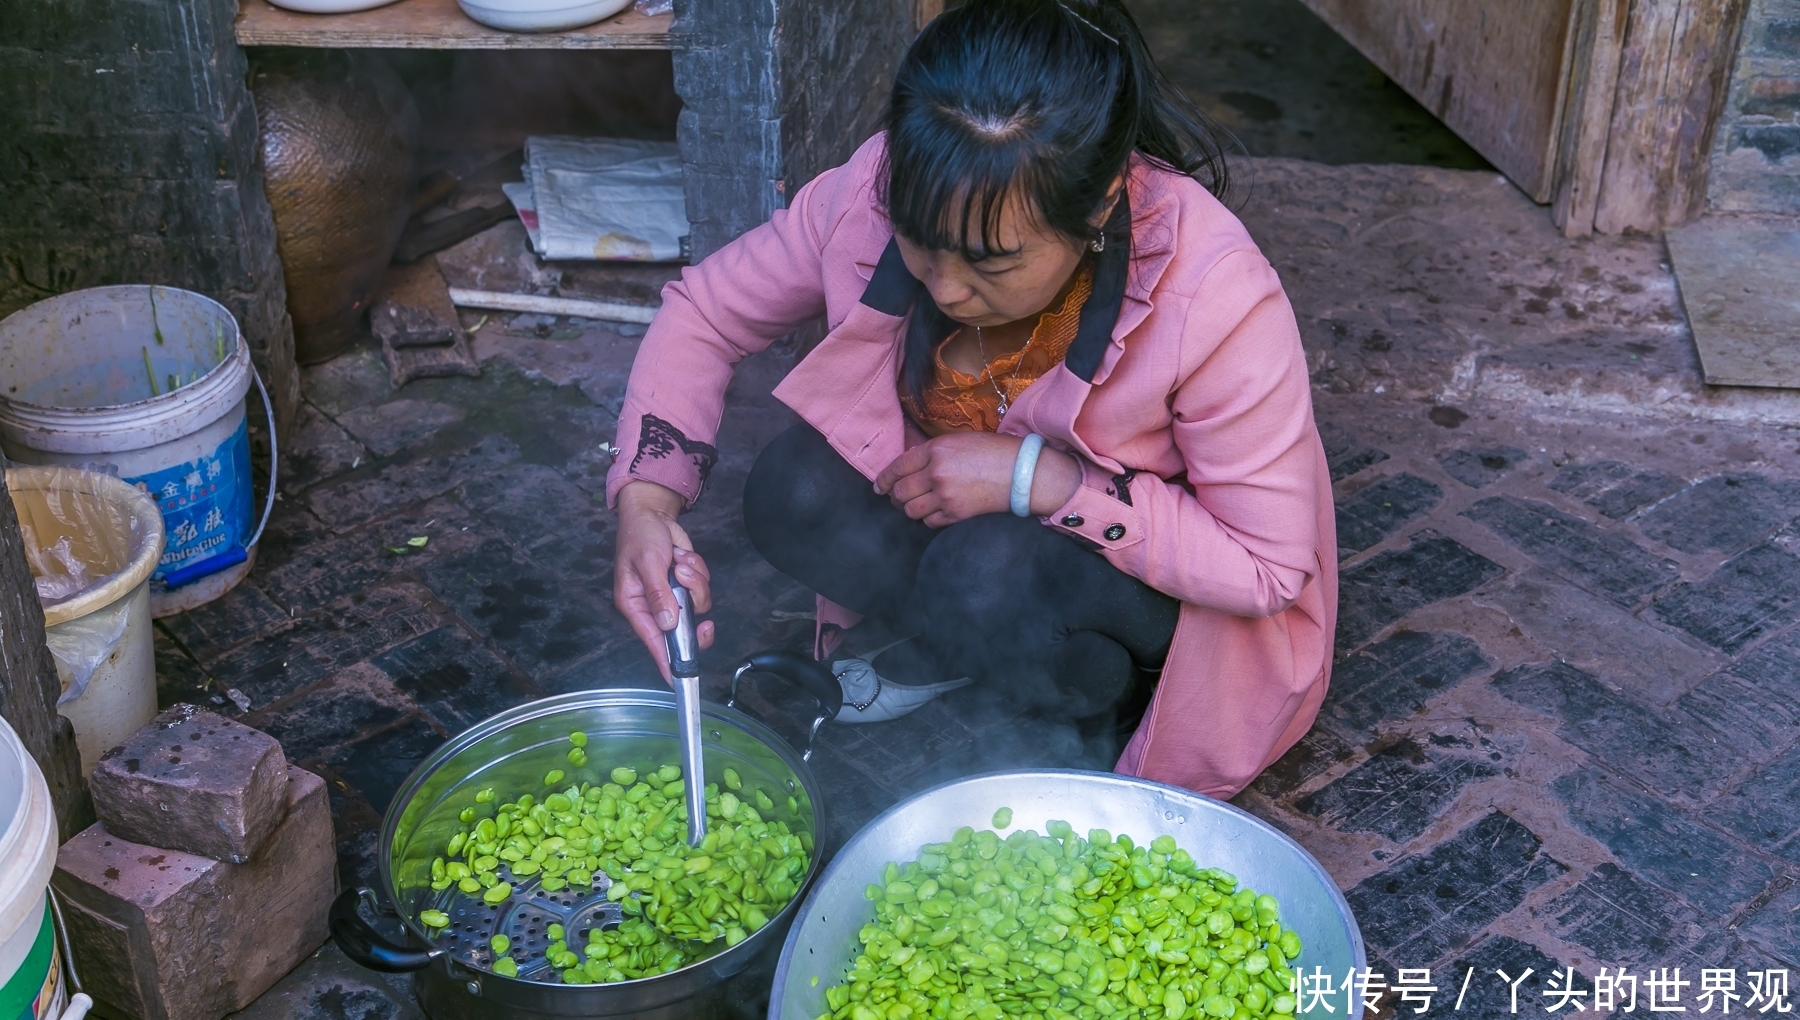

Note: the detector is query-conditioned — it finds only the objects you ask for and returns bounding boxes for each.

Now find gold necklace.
[975,325,1032,418]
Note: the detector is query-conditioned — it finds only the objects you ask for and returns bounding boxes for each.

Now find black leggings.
[742,425,1180,720]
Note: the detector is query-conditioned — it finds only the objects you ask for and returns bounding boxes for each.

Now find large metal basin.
[768,769,1363,1019]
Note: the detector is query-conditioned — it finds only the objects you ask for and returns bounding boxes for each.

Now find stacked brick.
[51,705,336,1020]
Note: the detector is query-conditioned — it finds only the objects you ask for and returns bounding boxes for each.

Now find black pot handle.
[730,649,843,762]
[330,886,444,973]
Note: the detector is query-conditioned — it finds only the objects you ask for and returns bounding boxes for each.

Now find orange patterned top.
[904,267,1094,434]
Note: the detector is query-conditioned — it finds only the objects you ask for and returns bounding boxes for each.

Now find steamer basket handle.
[729,650,842,762]
[330,887,444,973]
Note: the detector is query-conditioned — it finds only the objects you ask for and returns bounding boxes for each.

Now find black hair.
[882,0,1231,402]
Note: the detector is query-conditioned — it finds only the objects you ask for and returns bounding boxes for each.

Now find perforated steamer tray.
[427,867,636,981]
[380,690,820,987]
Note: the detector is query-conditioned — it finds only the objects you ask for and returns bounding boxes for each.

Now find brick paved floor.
[201,173,1800,1018]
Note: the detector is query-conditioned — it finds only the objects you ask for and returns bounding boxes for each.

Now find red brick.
[90,704,289,864]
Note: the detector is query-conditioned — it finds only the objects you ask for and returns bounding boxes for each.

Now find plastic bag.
[23,529,92,602]
[11,467,143,608]
[46,598,133,706]
[634,0,672,15]
[7,465,160,702]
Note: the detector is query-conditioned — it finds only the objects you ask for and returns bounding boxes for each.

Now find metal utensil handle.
[676,672,708,846]
[667,571,708,846]
[664,570,699,679]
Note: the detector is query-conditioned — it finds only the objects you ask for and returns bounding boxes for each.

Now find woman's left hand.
[876,432,1080,528]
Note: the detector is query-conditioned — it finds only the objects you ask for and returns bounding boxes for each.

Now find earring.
[1090,235,1106,253]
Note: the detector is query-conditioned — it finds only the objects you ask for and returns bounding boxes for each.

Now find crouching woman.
[607,0,1337,797]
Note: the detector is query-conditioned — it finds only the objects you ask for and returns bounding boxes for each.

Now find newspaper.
[508,136,689,262]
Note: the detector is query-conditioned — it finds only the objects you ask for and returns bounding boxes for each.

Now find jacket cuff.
[604,412,718,510]
[1043,457,1145,552]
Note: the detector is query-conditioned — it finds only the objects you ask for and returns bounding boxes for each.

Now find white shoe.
[831,637,972,723]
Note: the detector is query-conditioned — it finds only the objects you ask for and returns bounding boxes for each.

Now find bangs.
[883,126,1053,262]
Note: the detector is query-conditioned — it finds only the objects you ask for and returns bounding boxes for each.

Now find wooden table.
[234,0,674,49]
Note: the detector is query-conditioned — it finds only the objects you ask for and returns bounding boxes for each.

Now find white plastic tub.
[0,286,272,617]
[8,467,165,772]
[0,718,62,1020]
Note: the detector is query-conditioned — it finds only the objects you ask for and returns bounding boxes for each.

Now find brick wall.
[1708,0,1800,212]
[673,0,911,261]
[0,0,301,434]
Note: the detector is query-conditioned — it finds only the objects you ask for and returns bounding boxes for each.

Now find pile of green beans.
[821,809,1303,1020]
[418,731,813,985]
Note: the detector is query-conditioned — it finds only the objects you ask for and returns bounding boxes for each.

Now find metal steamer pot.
[768,770,1366,1020]
[330,652,843,1020]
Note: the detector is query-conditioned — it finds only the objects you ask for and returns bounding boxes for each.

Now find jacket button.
[1104,524,1126,541]
[1061,514,1085,528]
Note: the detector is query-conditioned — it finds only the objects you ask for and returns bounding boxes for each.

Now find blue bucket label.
[128,417,253,581]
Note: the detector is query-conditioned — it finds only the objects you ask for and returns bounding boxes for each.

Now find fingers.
[641,559,684,633]
[671,547,713,614]
[876,445,931,494]
[886,469,935,509]
[615,572,675,683]
[697,619,715,650]
[900,491,943,523]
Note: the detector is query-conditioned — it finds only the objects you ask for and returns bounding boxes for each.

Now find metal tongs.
[664,571,708,847]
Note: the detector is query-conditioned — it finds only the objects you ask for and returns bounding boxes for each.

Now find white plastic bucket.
[7,467,165,773]
[0,718,63,1020]
[0,286,272,617]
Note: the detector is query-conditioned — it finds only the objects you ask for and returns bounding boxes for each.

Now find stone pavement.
[164,160,1800,1019]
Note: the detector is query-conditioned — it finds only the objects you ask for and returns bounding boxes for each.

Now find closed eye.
[971,257,1023,276]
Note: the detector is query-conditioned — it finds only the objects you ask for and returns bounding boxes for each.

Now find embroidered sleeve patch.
[630,414,719,492]
[1109,468,1138,507]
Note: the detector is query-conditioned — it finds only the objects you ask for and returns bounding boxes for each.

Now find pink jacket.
[608,135,1337,798]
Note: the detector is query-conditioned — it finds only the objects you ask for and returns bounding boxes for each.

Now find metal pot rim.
[374,685,825,994]
[767,767,1366,1018]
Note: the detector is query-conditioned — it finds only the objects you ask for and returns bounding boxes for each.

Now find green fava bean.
[490,934,510,954]
[569,730,588,748]
[991,806,1013,829]
[420,909,449,928]
[424,748,813,986]
[1279,929,1303,959]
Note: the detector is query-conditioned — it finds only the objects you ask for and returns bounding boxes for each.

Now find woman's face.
[893,190,1087,328]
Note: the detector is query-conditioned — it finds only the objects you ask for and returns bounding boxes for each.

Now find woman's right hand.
[613,480,715,682]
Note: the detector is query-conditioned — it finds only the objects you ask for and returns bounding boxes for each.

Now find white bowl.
[260,0,406,13]
[454,0,632,32]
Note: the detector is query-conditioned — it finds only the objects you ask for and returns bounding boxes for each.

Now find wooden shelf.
[235,0,674,50]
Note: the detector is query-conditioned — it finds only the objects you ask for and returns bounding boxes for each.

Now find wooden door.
[1299,0,1580,203]
[1298,0,1750,235]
